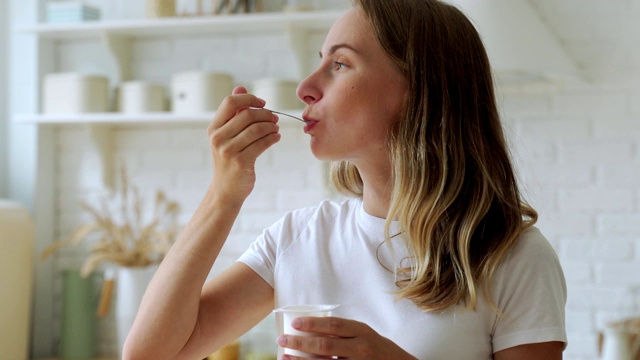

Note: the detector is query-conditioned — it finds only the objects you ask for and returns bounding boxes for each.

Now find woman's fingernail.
[277,335,288,346]
[292,318,302,329]
[258,98,266,106]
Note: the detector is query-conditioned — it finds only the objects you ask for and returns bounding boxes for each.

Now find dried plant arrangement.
[41,167,181,277]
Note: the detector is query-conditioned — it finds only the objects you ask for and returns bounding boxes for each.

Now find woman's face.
[296,7,408,166]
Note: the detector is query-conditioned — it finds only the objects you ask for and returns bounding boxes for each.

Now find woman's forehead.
[320,8,374,57]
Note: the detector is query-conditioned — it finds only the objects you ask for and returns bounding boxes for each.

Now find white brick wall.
[506,83,640,359]
[39,0,640,358]
[52,121,328,356]
[488,3,640,357]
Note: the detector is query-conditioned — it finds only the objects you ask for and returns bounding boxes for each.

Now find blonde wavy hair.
[331,0,537,312]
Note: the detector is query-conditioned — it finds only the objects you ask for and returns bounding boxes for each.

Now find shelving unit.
[13,109,305,187]
[13,112,214,125]
[17,10,342,91]
[14,11,333,186]
[14,109,304,188]
[17,10,342,39]
[15,10,340,120]
[14,114,230,187]
[14,110,304,126]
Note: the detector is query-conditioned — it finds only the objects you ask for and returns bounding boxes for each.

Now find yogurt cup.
[273,304,340,357]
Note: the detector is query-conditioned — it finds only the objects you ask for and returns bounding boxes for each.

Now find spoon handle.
[263,108,306,123]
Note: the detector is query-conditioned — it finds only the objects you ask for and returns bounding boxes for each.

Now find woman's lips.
[302,114,319,133]
[303,120,318,133]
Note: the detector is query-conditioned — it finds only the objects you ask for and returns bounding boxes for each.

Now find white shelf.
[17,10,341,99]
[14,110,304,190]
[16,10,343,39]
[13,111,304,126]
[14,112,214,125]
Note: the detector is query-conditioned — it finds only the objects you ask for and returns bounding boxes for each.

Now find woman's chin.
[310,147,338,162]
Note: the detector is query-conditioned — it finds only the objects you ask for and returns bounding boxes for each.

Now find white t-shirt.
[238,198,567,359]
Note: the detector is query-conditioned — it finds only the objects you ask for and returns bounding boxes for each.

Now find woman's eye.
[333,62,347,70]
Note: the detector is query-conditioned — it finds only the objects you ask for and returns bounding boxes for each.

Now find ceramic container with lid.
[43,72,109,113]
[146,0,176,18]
[251,78,303,110]
[117,81,166,113]
[284,0,315,12]
[171,71,234,114]
[256,0,287,12]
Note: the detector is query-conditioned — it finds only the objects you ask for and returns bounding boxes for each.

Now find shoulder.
[503,227,563,273]
[495,226,566,289]
[509,227,558,261]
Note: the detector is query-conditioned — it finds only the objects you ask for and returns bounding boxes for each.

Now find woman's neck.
[358,161,393,219]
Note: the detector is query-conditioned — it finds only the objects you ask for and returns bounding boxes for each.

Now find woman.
[124,1,567,359]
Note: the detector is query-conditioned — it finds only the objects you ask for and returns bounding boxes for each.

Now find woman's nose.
[296,70,321,105]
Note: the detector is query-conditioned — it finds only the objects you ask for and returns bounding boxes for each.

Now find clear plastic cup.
[273,304,340,357]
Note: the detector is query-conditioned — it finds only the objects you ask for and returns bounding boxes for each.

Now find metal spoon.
[264,108,306,123]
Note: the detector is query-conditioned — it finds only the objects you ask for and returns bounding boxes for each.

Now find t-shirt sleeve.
[237,207,313,288]
[491,228,568,352]
[237,217,284,288]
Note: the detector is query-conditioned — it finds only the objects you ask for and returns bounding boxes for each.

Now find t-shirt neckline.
[354,197,400,240]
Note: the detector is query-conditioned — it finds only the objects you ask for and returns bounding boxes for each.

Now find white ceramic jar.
[115,265,159,357]
[117,81,166,113]
[251,78,303,110]
[171,71,233,114]
[256,0,286,12]
[284,0,315,12]
[146,0,176,18]
[43,72,109,113]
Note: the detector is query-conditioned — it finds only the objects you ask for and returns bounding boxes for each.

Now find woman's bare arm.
[176,262,274,359]
[123,88,280,359]
[494,341,564,360]
[123,186,273,359]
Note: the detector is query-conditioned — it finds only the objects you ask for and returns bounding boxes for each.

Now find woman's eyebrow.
[319,43,361,58]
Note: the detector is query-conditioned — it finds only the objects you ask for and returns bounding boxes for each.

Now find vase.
[60,269,97,359]
[600,324,640,360]
[115,265,158,356]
